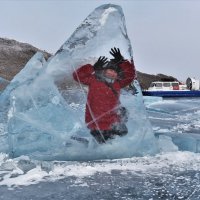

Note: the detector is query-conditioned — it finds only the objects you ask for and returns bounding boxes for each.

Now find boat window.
[155,83,162,87]
[172,82,179,87]
[150,83,155,87]
[163,83,170,87]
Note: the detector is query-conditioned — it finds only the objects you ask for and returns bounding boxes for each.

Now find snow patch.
[0,152,200,187]
[100,7,117,26]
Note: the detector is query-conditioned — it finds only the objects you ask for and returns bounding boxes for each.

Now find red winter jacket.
[73,61,135,131]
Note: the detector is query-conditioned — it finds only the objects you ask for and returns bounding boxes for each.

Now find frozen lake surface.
[0,97,200,200]
[0,152,199,200]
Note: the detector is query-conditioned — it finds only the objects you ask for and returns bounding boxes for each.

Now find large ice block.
[4,4,158,160]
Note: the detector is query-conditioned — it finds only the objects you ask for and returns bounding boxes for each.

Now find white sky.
[0,0,200,82]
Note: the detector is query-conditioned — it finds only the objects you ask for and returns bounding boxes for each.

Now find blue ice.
[0,4,187,160]
[145,97,200,153]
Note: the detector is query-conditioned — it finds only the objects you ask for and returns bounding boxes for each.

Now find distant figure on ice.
[73,48,135,143]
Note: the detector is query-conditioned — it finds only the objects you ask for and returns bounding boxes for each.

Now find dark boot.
[90,130,106,144]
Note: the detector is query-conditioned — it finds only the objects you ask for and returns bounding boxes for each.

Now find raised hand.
[93,56,108,70]
[109,47,124,63]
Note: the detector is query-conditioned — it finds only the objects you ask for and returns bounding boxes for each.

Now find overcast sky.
[1,0,200,81]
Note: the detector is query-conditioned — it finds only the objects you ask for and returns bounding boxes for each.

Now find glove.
[93,56,108,70]
[109,47,124,63]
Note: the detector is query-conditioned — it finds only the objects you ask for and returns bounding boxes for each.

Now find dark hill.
[137,71,178,89]
[0,38,51,81]
[0,38,178,90]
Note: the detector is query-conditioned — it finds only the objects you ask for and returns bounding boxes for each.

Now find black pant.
[90,126,128,144]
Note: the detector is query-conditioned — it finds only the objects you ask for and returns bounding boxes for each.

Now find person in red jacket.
[73,48,135,143]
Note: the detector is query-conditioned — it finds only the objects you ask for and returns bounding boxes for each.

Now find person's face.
[104,69,118,79]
